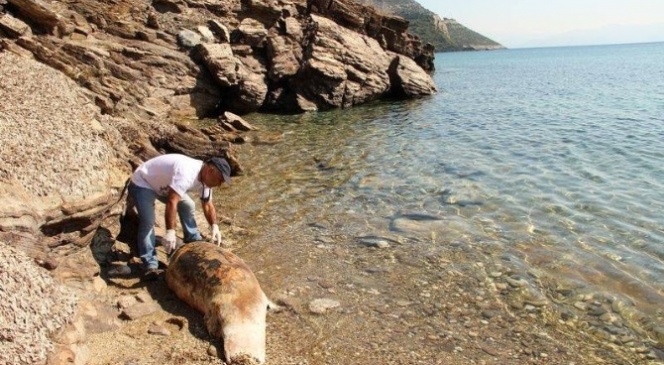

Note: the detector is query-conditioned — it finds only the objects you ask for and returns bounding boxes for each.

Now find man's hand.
[210,224,222,245]
[164,229,177,255]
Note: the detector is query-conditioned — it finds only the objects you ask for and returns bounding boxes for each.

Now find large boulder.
[292,14,392,110]
[196,42,269,114]
[308,0,434,72]
[266,28,303,82]
[388,54,437,97]
[196,42,243,88]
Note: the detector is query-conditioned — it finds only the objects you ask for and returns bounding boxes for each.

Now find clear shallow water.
[224,43,664,331]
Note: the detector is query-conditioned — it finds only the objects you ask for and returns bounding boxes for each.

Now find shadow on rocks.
[92,219,217,346]
[144,266,216,345]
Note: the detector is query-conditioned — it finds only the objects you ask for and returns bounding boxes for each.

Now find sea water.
[222,42,664,337]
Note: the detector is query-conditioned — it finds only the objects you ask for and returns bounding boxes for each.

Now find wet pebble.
[560,309,576,321]
[506,277,528,288]
[509,301,525,310]
[617,335,635,345]
[524,305,537,312]
[481,310,500,319]
[524,297,548,307]
[588,307,607,316]
[633,346,650,354]
[600,312,620,323]
[556,288,575,297]
[611,298,632,314]
[495,282,508,291]
[479,342,502,357]
[317,280,334,289]
[358,237,390,249]
[574,301,588,311]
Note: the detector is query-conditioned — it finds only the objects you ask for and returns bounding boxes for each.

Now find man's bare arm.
[165,188,181,230]
[202,199,217,226]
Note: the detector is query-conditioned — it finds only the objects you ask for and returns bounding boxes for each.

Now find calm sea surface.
[223,42,664,334]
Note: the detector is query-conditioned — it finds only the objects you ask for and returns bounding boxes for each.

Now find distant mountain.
[516,23,664,48]
[358,0,505,52]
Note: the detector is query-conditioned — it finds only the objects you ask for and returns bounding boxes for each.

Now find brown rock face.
[388,54,437,97]
[0,0,435,274]
[0,49,237,275]
[1,0,434,115]
[292,14,392,109]
[0,52,129,267]
[308,0,434,71]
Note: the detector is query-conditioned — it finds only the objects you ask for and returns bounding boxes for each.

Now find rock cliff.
[0,0,435,117]
[359,0,505,52]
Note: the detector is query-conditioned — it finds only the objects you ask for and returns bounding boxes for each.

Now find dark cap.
[207,157,232,185]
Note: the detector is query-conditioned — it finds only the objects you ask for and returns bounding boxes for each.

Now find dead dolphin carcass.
[166,242,268,364]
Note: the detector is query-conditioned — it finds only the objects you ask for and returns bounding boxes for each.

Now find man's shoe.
[143,268,163,281]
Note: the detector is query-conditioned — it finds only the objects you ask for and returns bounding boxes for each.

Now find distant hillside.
[359,0,505,52]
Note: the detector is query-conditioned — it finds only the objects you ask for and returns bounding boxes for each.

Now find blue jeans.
[128,182,203,269]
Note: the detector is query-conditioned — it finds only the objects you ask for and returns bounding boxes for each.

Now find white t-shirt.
[131,154,212,200]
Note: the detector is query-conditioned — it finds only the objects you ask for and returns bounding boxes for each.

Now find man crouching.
[128,154,232,280]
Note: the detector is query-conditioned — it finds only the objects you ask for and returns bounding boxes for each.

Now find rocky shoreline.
[61,205,664,365]
[1,0,663,364]
[1,0,438,363]
[0,0,437,262]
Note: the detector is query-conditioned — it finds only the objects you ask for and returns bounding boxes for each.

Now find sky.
[416,0,664,48]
